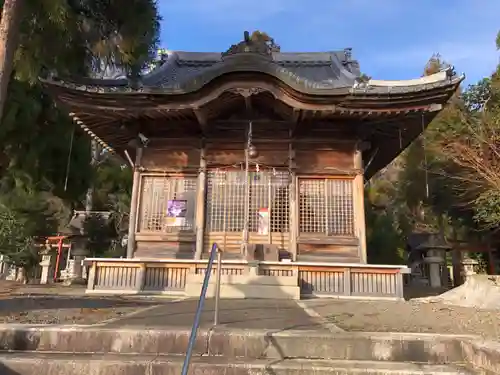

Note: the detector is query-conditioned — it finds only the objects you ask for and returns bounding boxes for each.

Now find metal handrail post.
[181,243,218,375]
[214,249,222,326]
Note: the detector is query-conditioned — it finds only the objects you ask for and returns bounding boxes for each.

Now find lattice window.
[299,178,354,236]
[249,171,290,233]
[206,171,246,232]
[139,175,197,233]
[206,170,290,233]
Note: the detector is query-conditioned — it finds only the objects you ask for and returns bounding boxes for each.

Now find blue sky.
[158,0,499,85]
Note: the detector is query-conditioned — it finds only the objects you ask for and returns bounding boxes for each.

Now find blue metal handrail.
[181,243,222,375]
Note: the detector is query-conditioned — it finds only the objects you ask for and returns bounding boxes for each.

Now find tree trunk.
[0,0,24,124]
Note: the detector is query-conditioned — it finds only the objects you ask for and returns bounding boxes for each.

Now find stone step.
[0,352,472,375]
[184,272,301,300]
[0,326,473,364]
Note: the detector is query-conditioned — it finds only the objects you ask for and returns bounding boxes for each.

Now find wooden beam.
[291,108,302,124]
[141,137,357,145]
[69,113,427,137]
[193,108,208,132]
[126,147,143,259]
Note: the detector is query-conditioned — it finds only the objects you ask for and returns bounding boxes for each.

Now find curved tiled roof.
[143,50,361,90]
[42,48,464,99]
[43,49,362,94]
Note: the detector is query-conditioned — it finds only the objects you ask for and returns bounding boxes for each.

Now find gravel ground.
[0,296,159,325]
[0,281,87,297]
[304,299,500,338]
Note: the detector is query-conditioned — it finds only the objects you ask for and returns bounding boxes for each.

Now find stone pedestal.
[424,255,445,288]
[410,261,428,286]
[64,237,89,285]
[63,256,87,285]
[40,255,56,284]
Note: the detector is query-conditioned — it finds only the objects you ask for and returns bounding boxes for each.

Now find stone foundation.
[184,266,300,300]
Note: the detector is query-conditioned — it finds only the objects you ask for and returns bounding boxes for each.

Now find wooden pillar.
[354,149,367,263]
[289,174,298,260]
[126,147,143,259]
[194,144,207,260]
[242,148,250,257]
[289,138,298,260]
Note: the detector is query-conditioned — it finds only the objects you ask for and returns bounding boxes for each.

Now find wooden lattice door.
[298,178,355,237]
[204,170,290,256]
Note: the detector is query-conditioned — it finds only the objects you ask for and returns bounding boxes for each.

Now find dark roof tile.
[140,50,360,91]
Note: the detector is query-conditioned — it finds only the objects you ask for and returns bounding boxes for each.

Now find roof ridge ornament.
[343,48,352,62]
[444,65,456,80]
[352,73,371,90]
[222,30,280,59]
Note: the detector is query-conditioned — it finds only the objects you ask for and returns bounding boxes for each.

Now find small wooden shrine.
[42,33,464,298]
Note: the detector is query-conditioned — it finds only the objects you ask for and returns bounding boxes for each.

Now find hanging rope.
[421,113,429,198]
[247,120,253,149]
[64,125,76,191]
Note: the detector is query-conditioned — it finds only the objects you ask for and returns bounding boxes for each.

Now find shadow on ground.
[107,298,323,331]
[403,285,450,300]
[0,296,158,313]
[0,363,21,375]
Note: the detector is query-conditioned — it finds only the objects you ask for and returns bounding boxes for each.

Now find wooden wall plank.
[142,148,201,170]
[295,149,355,172]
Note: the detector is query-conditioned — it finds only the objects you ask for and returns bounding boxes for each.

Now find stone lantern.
[461,255,479,280]
[66,234,89,285]
[62,211,92,285]
[39,240,57,284]
[418,233,450,288]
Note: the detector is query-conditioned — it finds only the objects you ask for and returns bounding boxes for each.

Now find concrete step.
[0,352,472,375]
[0,326,472,364]
[0,326,477,364]
[184,272,301,300]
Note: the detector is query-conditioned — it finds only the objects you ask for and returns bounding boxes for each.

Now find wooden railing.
[84,258,410,299]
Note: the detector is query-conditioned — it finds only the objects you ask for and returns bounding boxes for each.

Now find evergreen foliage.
[0,0,160,269]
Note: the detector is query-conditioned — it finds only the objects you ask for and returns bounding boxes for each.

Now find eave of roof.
[41,52,464,99]
[42,70,463,156]
[42,72,464,116]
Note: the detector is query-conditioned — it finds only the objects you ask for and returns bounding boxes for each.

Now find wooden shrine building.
[42,34,464,299]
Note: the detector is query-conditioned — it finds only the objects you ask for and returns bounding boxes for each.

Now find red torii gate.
[44,236,72,282]
[450,241,496,276]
